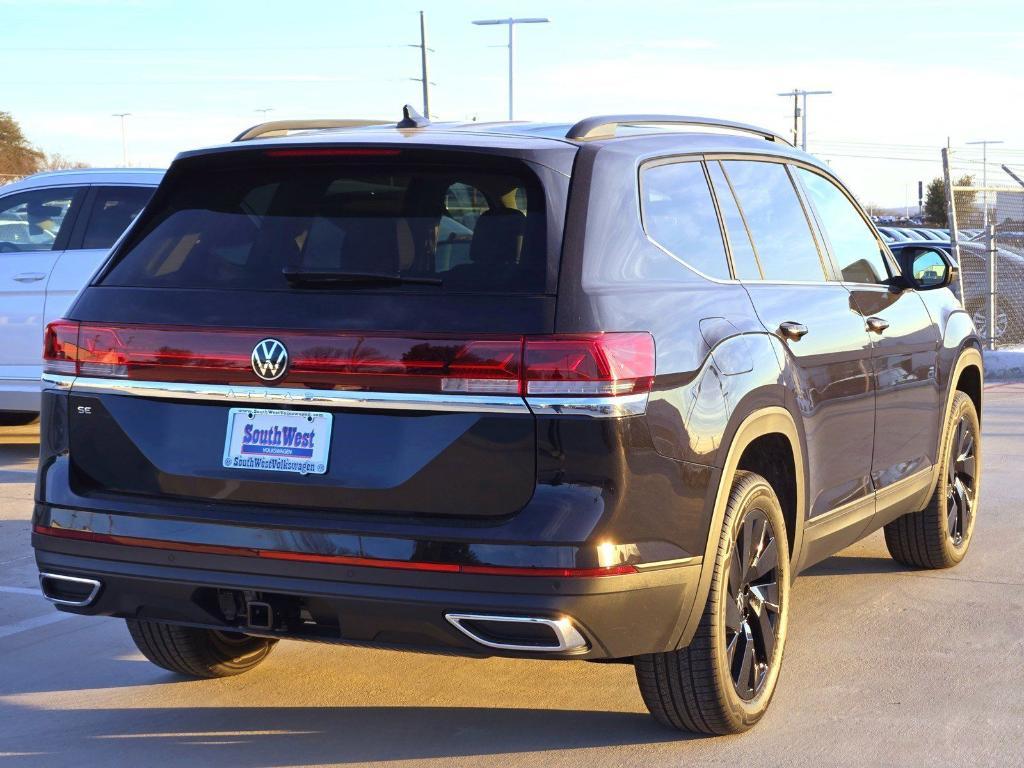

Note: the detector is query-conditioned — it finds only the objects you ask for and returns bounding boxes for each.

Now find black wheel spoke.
[728,552,743,601]
[725,592,742,632]
[751,581,779,612]
[955,478,972,526]
[736,625,755,697]
[739,516,755,581]
[749,538,778,581]
[957,455,976,482]
[947,494,959,538]
[752,602,775,661]
[726,632,739,667]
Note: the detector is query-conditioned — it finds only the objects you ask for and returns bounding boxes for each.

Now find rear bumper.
[0,377,40,413]
[34,521,701,659]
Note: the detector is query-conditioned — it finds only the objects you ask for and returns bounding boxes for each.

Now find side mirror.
[894,247,958,291]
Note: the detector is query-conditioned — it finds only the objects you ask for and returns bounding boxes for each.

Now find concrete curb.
[983,348,1024,381]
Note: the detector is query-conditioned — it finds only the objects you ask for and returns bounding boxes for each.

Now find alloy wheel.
[947,415,977,547]
[724,509,781,700]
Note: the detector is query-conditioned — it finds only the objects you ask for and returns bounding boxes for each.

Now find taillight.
[523,333,655,396]
[43,320,80,375]
[41,322,655,399]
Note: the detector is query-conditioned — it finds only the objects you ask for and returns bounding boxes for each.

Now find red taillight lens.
[522,333,655,396]
[44,323,654,399]
[43,320,80,374]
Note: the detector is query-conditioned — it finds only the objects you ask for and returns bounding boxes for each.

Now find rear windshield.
[100,152,548,293]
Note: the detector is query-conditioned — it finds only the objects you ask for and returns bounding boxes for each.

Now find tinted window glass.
[0,187,82,252]
[707,161,761,280]
[101,158,546,293]
[82,186,154,250]
[723,161,823,281]
[642,161,729,279]
[797,169,889,284]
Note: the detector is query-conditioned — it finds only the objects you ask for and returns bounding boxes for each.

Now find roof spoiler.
[566,115,790,145]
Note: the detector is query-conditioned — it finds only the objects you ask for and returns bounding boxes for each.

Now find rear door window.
[0,187,85,252]
[722,160,825,282]
[641,160,730,280]
[796,168,890,284]
[100,155,548,293]
[81,185,154,250]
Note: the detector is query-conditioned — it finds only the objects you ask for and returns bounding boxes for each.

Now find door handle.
[866,317,890,334]
[13,272,46,283]
[778,321,809,341]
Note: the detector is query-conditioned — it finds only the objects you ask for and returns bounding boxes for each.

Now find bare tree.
[0,111,44,181]
[41,152,90,171]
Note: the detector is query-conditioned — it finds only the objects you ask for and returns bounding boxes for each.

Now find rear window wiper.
[282,268,442,286]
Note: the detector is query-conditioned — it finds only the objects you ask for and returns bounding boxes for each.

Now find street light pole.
[471,17,550,120]
[776,89,831,151]
[112,113,131,166]
[966,139,1004,227]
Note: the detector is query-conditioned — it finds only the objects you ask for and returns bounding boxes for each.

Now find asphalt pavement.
[1,387,1023,767]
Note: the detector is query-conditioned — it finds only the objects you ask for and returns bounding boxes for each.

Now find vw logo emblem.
[251,338,289,382]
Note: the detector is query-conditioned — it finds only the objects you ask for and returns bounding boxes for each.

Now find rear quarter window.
[641,160,730,280]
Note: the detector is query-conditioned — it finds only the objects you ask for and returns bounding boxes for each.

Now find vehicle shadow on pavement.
[803,553,909,577]
[0,704,691,766]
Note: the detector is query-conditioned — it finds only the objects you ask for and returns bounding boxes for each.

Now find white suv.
[0,168,163,421]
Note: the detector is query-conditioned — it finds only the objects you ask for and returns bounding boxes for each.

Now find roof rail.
[233,119,389,142]
[565,114,790,144]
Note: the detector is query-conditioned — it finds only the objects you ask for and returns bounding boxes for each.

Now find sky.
[3,0,1023,206]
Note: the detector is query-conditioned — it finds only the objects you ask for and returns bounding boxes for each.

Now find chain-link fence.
[943,147,1024,349]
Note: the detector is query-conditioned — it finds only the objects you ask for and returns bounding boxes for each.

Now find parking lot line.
[0,610,74,641]
[0,586,40,596]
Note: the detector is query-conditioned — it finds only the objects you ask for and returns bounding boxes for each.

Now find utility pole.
[966,139,1004,227]
[409,11,434,119]
[776,89,831,151]
[255,107,274,119]
[471,17,550,120]
[112,112,131,166]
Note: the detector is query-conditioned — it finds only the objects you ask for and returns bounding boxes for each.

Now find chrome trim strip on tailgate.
[44,374,647,417]
[525,392,648,417]
[55,375,532,414]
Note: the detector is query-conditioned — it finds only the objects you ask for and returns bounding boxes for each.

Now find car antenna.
[397,104,430,129]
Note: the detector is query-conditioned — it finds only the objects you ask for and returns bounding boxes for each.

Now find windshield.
[100,153,548,293]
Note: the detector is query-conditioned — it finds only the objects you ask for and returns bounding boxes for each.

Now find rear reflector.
[43,322,654,398]
[33,525,639,577]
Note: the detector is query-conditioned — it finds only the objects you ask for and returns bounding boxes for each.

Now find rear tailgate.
[52,144,570,519]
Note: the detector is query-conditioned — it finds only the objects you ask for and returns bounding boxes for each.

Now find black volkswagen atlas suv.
[33,108,982,734]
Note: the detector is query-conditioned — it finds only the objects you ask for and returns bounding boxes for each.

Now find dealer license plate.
[222,408,332,475]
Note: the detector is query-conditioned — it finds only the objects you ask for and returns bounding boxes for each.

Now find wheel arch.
[673,406,806,649]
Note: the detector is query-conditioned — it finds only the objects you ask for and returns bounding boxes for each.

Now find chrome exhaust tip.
[38,572,102,607]
[445,613,589,652]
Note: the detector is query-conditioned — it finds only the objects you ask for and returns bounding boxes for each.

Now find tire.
[0,411,38,426]
[126,619,276,678]
[884,391,980,569]
[634,470,791,734]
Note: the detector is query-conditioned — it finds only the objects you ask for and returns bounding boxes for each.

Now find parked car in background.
[0,168,163,423]
[889,239,1024,343]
